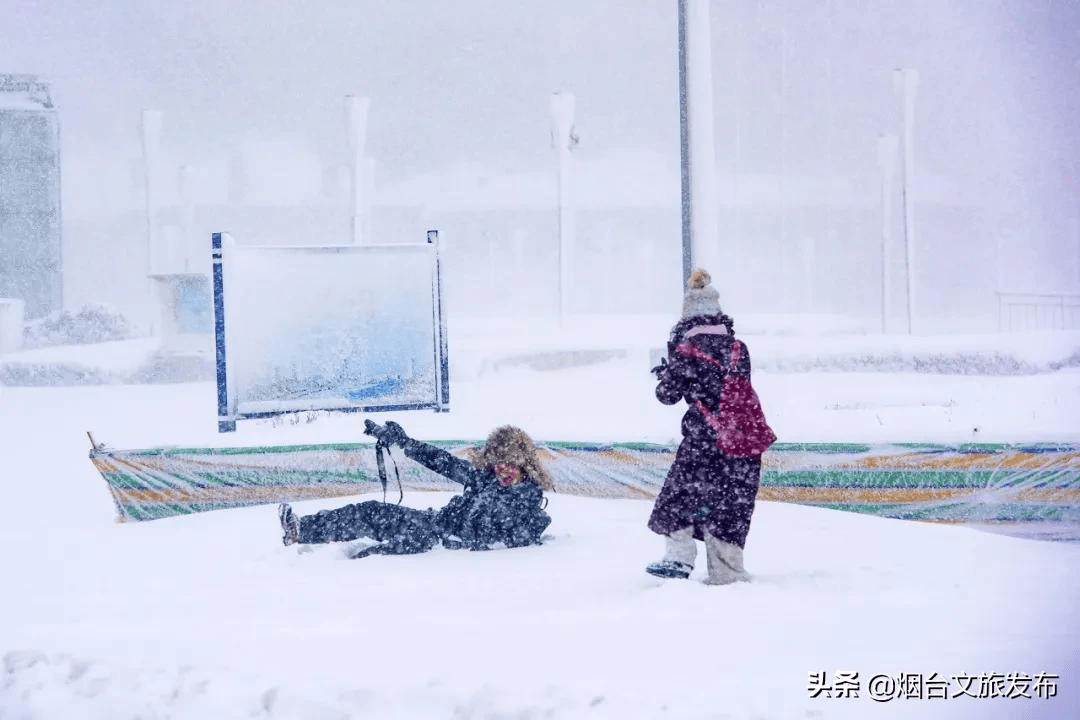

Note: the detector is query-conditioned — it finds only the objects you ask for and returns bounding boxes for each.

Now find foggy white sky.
[7,1,1077,182]
[4,0,1080,320]
[6,1,678,171]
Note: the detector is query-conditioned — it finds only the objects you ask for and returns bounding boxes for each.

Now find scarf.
[494,463,524,487]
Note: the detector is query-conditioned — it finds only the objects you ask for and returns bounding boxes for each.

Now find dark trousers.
[299,501,440,555]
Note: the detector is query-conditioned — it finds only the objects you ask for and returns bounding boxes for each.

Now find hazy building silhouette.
[0,74,62,319]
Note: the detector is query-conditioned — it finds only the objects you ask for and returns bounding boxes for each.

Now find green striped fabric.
[90,441,1080,533]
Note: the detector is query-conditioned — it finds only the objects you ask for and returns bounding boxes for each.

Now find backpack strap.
[675,337,773,456]
[674,342,723,368]
[674,338,741,373]
[693,398,724,434]
[673,342,729,433]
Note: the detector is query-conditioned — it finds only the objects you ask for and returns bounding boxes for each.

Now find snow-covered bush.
[22,303,137,348]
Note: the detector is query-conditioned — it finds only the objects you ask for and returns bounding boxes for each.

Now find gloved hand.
[382,421,409,448]
[650,357,669,378]
[364,419,409,448]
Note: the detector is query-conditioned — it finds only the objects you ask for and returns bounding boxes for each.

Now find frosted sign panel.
[213,233,448,431]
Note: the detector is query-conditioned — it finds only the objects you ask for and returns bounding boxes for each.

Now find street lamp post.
[893,68,919,334]
[877,134,899,333]
[345,95,370,245]
[677,0,719,288]
[551,91,576,323]
[141,109,163,334]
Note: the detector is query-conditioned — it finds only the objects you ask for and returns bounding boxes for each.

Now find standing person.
[646,268,776,584]
[277,421,554,556]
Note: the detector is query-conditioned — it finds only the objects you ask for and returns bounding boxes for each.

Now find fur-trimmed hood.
[467,425,554,492]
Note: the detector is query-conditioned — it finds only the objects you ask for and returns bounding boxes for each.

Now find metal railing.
[996,291,1080,332]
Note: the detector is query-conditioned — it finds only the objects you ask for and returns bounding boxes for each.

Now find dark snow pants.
[298,501,440,555]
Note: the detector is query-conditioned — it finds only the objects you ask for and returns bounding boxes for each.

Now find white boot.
[703,532,751,585]
[646,527,696,579]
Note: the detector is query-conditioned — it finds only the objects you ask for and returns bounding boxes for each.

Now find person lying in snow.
[646,268,776,584]
[277,421,554,556]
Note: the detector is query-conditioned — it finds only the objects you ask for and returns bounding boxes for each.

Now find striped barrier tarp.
[89,441,1080,538]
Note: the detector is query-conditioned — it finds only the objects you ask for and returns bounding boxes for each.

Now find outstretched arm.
[365,419,477,486]
[401,439,477,487]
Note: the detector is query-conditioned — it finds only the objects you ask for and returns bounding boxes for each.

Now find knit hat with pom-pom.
[681,268,722,319]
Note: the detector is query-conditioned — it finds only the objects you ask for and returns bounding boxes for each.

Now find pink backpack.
[674,339,777,457]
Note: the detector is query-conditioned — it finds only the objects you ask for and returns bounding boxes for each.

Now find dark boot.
[278,503,300,546]
[645,560,693,579]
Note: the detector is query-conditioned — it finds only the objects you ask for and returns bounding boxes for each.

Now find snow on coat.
[647,314,764,547]
[299,439,551,553]
[403,439,552,549]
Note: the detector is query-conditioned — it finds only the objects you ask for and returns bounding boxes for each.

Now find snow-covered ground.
[2,319,1079,718]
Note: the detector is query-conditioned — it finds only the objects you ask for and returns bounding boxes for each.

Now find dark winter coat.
[647,314,763,547]
[403,438,552,550]
[299,439,551,553]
